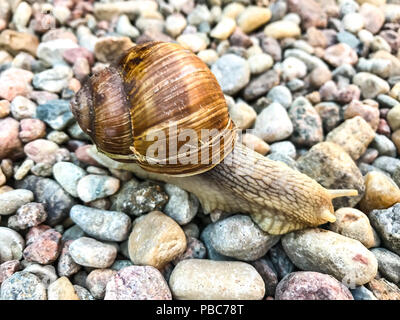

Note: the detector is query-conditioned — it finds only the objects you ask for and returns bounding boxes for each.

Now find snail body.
[71,42,357,235]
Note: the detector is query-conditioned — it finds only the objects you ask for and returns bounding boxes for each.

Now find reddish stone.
[0,68,33,101]
[324,43,358,67]
[26,225,52,246]
[19,119,46,143]
[306,27,328,48]
[229,28,253,48]
[288,0,327,29]
[23,229,62,264]
[86,269,116,299]
[8,202,47,230]
[380,108,390,119]
[63,47,95,65]
[0,117,23,159]
[336,85,361,104]
[28,91,59,105]
[344,100,380,131]
[377,119,391,137]
[275,271,353,300]
[24,139,60,165]
[0,260,20,284]
[359,148,379,164]
[41,28,77,43]
[75,145,101,166]
[72,57,90,81]
[251,258,278,297]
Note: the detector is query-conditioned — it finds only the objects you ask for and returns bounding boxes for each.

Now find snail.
[70,41,357,235]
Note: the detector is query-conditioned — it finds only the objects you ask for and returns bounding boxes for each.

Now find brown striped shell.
[70,42,236,176]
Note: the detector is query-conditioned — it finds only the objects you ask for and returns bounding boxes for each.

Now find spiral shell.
[71,42,236,176]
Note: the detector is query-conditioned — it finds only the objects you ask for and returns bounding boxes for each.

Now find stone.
[0,189,33,215]
[373,156,400,175]
[248,53,273,75]
[69,237,117,268]
[288,97,323,147]
[281,57,307,81]
[369,204,400,255]
[0,68,33,101]
[351,285,378,300]
[344,100,380,131]
[105,265,172,300]
[326,116,375,160]
[8,203,47,230]
[116,14,139,39]
[359,171,400,213]
[86,269,116,299]
[36,99,74,130]
[252,103,293,143]
[308,67,332,88]
[269,141,296,159]
[324,43,358,67]
[9,96,36,120]
[296,142,365,208]
[372,50,400,77]
[177,33,208,53]
[169,259,265,300]
[19,119,46,143]
[210,17,236,40]
[0,260,20,284]
[111,260,133,271]
[353,72,390,99]
[62,225,85,242]
[110,180,168,217]
[57,240,81,277]
[94,36,134,63]
[52,162,86,197]
[314,102,341,132]
[371,248,400,284]
[251,258,278,297]
[0,227,24,263]
[16,175,76,226]
[275,271,353,300]
[48,276,79,300]
[172,237,207,265]
[282,228,378,287]
[77,174,120,203]
[267,86,293,109]
[264,20,301,39]
[241,133,270,155]
[387,104,400,131]
[367,278,400,300]
[287,0,327,29]
[268,243,296,280]
[208,215,280,261]
[163,184,198,225]
[36,39,79,66]
[328,207,376,248]
[243,69,280,101]
[0,100,10,118]
[228,100,257,129]
[0,30,39,56]
[237,6,271,33]
[24,139,59,165]
[165,14,186,37]
[128,211,186,269]
[372,134,396,157]
[70,205,131,242]
[0,272,46,300]
[211,54,250,95]
[0,117,23,159]
[23,229,61,264]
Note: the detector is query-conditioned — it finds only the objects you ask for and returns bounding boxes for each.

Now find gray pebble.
[111,260,133,271]
[0,272,47,300]
[200,224,235,261]
[62,225,86,241]
[74,285,95,300]
[23,264,58,287]
[371,134,397,157]
[267,153,298,170]
[77,174,120,203]
[373,156,400,175]
[284,49,328,71]
[36,99,75,130]
[266,85,292,109]
[269,141,296,159]
[0,189,34,215]
[53,162,87,197]
[371,247,400,284]
[350,286,378,300]
[32,66,73,93]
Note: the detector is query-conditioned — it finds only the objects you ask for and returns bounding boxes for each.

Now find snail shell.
[71,42,236,176]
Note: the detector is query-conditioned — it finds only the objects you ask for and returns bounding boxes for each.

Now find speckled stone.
[57,240,81,277]
[0,272,47,300]
[0,260,20,284]
[52,162,86,197]
[105,266,172,300]
[23,229,61,264]
[77,174,120,203]
[251,258,278,297]
[8,203,47,230]
[36,99,74,130]
[86,269,116,299]
[371,248,400,284]
[367,278,400,300]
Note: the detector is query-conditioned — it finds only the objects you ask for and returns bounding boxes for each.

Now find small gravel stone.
[111,260,133,271]
[264,20,301,39]
[74,285,95,300]
[94,36,134,63]
[228,100,257,129]
[367,278,400,300]
[243,69,280,101]
[266,85,293,109]
[373,156,400,175]
[48,276,79,300]
[0,260,20,284]
[351,285,378,300]
[37,39,79,66]
[24,139,59,165]
[77,174,120,203]
[211,54,250,95]
[0,272,46,300]
[281,57,307,82]
[371,248,400,284]
[0,117,23,159]
[165,14,186,37]
[268,243,296,280]
[248,53,273,75]
[8,203,47,230]
[269,141,296,159]
[344,100,380,131]
[0,189,34,215]
[36,99,74,130]
[0,68,33,102]
[10,96,36,120]
[237,6,271,33]
[86,269,116,299]
[53,162,86,197]
[19,119,46,143]
[23,229,61,264]
[128,211,186,269]
[275,271,353,300]
[250,258,278,297]
[169,259,265,300]
[32,66,73,93]
[282,228,378,287]
[69,237,117,268]
[57,240,81,277]
[324,43,358,67]
[241,133,270,155]
[70,205,131,242]
[387,105,400,131]
[177,33,208,53]
[253,103,293,143]
[172,237,207,265]
[208,215,280,261]
[353,72,390,99]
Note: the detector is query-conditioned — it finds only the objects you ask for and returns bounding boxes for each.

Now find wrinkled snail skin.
[72,41,358,235]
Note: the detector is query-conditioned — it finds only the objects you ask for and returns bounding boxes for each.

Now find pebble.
[0,30,39,57]
[57,240,81,277]
[247,53,273,75]
[328,207,376,248]
[288,97,323,147]
[351,285,378,300]
[16,175,75,226]
[116,15,139,39]
[52,162,86,197]
[0,100,10,118]
[208,215,280,261]
[62,225,85,242]
[241,133,270,155]
[69,237,117,268]
[0,272,46,300]
[369,204,400,256]
[211,54,250,95]
[110,180,168,217]
[111,260,133,271]
[250,258,278,297]
[0,260,20,284]
[266,86,293,109]
[371,248,400,284]
[24,139,60,165]
[0,117,23,159]
[104,265,172,300]
[197,49,218,65]
[169,259,265,300]
[308,67,332,88]
[372,134,397,157]
[287,0,327,29]
[23,229,61,264]
[326,116,376,160]
[281,57,307,81]
[243,69,280,101]
[9,96,36,120]
[19,119,46,143]
[324,43,358,67]
[0,227,24,263]
[264,20,301,39]
[177,33,208,53]
[275,271,353,300]
[32,65,73,93]
[353,72,390,99]
[314,102,341,132]
[8,203,47,230]
[269,141,296,159]
[252,103,293,143]
[76,174,120,203]
[70,205,131,242]
[36,39,79,67]
[173,237,206,265]
[297,142,365,208]
[94,36,134,63]
[86,269,116,299]
[0,189,33,215]
[236,6,271,33]
[163,184,198,225]
[228,100,257,129]
[165,14,186,37]
[47,276,79,300]
[210,17,236,40]
[373,156,400,175]
[367,278,400,300]
[282,228,378,287]
[128,211,186,269]
[360,3,384,34]
[387,104,400,131]
[0,68,33,101]
[36,99,74,131]
[344,100,380,131]
[343,12,364,33]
